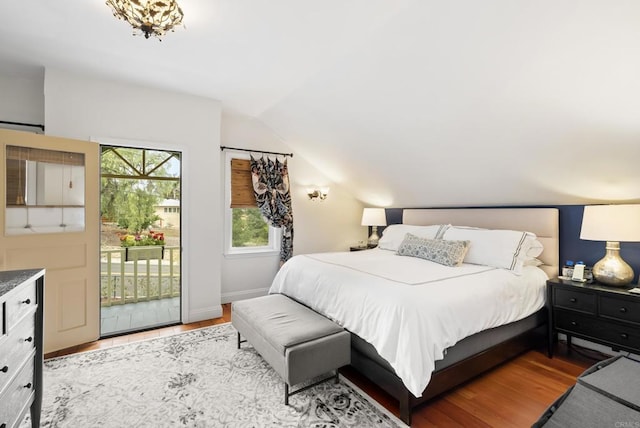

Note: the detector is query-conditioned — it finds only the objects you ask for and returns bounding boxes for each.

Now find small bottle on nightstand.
[562,260,574,278]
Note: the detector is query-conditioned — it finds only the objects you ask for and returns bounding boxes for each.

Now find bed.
[269,208,559,424]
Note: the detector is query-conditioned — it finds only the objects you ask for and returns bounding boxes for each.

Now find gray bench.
[231,294,351,404]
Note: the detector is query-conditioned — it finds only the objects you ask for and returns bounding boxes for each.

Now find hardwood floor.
[46,303,604,427]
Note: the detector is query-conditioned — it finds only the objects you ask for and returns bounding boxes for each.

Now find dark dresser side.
[0,269,45,428]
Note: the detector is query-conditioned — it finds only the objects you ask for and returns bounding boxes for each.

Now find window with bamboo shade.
[227,157,270,249]
[230,158,256,208]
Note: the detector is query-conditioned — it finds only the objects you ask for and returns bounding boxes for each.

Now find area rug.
[24,323,405,427]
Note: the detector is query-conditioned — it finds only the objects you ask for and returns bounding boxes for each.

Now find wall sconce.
[361,207,387,246]
[307,187,329,201]
[580,204,640,286]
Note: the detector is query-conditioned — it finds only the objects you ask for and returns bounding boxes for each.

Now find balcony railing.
[100,246,180,307]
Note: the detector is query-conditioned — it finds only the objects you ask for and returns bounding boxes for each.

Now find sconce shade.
[580,204,640,286]
[361,208,387,226]
[580,205,640,242]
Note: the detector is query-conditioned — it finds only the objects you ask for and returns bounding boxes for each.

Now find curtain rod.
[0,120,45,131]
[220,146,293,158]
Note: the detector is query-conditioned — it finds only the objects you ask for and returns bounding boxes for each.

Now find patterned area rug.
[25,323,405,427]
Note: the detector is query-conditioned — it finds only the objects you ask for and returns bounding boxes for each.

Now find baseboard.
[184,305,223,323]
[221,287,269,304]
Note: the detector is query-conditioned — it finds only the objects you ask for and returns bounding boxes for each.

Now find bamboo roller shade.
[6,145,85,166]
[230,158,257,208]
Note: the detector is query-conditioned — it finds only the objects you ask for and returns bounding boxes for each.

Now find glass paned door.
[99,145,181,337]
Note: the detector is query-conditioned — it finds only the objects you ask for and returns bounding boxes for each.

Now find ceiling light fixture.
[106,0,184,40]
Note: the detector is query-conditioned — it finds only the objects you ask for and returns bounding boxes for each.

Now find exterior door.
[0,128,100,353]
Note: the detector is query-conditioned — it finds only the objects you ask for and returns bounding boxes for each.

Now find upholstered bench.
[231,294,350,404]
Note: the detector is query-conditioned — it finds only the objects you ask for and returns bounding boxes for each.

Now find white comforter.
[268,248,548,397]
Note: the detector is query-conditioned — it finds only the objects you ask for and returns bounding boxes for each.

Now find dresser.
[547,277,640,358]
[0,269,45,428]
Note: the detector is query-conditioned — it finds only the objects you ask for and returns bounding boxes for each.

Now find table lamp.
[361,208,387,246]
[580,204,640,286]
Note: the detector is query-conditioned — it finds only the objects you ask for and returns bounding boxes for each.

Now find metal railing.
[100,246,180,307]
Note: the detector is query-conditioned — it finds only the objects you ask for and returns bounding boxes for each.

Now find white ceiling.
[2,0,640,207]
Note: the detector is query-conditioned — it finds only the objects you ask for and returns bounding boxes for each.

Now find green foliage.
[115,188,161,233]
[232,208,269,247]
[101,148,178,234]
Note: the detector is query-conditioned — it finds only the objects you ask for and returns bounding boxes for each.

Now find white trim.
[185,305,223,324]
[221,287,270,304]
[92,136,188,324]
[223,150,281,256]
[223,249,280,259]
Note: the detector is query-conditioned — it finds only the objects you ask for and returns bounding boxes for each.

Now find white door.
[0,128,100,353]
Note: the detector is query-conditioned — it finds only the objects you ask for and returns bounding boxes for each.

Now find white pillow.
[442,226,540,275]
[378,224,449,251]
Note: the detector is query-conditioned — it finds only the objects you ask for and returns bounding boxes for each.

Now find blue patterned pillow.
[397,233,470,267]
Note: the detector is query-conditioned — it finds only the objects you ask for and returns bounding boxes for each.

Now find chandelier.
[106,0,184,40]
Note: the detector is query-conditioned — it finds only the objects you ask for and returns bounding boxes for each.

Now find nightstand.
[547,277,640,358]
[349,245,377,252]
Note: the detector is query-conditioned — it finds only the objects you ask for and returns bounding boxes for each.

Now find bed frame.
[348,208,559,425]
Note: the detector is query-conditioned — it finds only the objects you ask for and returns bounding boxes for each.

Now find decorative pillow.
[442,226,540,275]
[523,258,544,267]
[397,233,470,267]
[378,224,450,251]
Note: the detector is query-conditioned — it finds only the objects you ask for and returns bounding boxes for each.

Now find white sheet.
[268,248,548,397]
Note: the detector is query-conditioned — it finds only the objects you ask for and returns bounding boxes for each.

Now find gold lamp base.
[592,241,634,287]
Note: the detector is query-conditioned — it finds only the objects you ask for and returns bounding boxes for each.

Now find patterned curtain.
[250,156,294,263]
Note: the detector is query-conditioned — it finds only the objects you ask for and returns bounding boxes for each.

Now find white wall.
[220,110,365,302]
[44,69,223,322]
[0,69,44,128]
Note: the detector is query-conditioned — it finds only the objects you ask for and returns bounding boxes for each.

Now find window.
[224,152,279,255]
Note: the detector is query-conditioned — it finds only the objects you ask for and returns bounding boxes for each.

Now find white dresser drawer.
[0,352,35,428]
[5,280,36,330]
[0,315,35,394]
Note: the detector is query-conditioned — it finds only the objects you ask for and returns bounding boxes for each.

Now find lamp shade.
[580,204,640,242]
[361,208,387,227]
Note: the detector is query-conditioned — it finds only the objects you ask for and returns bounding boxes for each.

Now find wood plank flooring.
[47,303,604,427]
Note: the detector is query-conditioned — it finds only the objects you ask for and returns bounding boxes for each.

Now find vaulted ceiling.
[2,1,640,207]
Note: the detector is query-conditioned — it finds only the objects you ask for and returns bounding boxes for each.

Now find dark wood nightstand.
[349,244,377,251]
[547,277,640,358]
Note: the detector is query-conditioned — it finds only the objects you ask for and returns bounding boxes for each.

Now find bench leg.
[285,384,289,405]
[237,332,241,349]
[284,370,340,406]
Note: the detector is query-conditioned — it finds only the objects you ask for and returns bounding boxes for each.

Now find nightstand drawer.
[554,310,599,336]
[600,296,640,324]
[599,323,640,351]
[555,310,640,351]
[554,288,596,314]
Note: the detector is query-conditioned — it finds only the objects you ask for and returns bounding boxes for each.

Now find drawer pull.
[620,307,628,313]
[0,366,8,373]
[571,321,578,326]
[621,333,629,340]
[22,298,31,304]
[569,298,577,303]
[24,382,32,389]
[25,337,33,342]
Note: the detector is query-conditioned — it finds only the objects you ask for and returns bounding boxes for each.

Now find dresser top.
[549,277,637,297]
[0,268,45,297]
